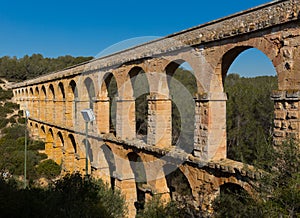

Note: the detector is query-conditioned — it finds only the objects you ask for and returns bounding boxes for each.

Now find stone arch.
[82,138,93,163]
[67,134,77,153]
[29,87,34,96]
[98,143,116,189]
[217,182,254,206]
[33,87,40,119]
[127,152,147,211]
[213,38,280,92]
[96,72,118,134]
[25,88,29,97]
[41,85,46,98]
[108,147,137,217]
[164,60,197,152]
[83,77,96,110]
[34,86,39,97]
[128,66,150,140]
[67,80,78,126]
[163,49,205,91]
[48,84,55,99]
[57,82,66,100]
[63,133,78,172]
[46,128,54,141]
[215,45,278,161]
[100,73,115,97]
[219,182,248,194]
[68,80,78,100]
[164,164,193,202]
[45,128,54,159]
[57,131,64,147]
[54,131,65,164]
[56,82,66,125]
[47,84,56,123]
[39,125,46,140]
[21,89,25,98]
[220,46,251,85]
[33,123,39,139]
[40,85,47,121]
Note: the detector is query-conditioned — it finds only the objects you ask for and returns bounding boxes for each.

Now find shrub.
[28,140,45,150]
[0,88,13,100]
[0,119,8,128]
[4,102,19,110]
[36,159,61,179]
[0,173,126,217]
[18,117,25,124]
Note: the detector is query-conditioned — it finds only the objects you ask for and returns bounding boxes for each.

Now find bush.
[36,159,61,179]
[45,173,127,217]
[212,139,300,217]
[0,105,14,117]
[28,140,45,150]
[2,124,25,139]
[0,173,126,217]
[136,196,193,218]
[4,102,19,110]
[0,88,12,100]
[0,119,8,128]
[18,110,23,116]
[18,117,25,124]
[8,116,16,124]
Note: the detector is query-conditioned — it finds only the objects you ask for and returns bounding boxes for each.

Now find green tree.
[36,159,61,179]
[136,196,187,218]
[0,124,54,180]
[0,54,93,81]
[213,139,300,217]
[0,173,126,218]
[225,74,277,166]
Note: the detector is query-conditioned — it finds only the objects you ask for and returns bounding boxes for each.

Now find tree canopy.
[0,54,93,81]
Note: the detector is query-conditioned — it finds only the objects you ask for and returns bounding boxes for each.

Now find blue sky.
[0,0,276,77]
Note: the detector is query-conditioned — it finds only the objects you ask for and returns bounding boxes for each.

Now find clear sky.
[0,0,277,77]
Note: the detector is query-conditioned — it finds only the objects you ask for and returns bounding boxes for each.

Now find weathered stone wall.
[271,90,300,144]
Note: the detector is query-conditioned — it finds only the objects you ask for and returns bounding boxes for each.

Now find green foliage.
[213,139,300,217]
[18,117,25,124]
[225,74,277,166]
[0,54,93,81]
[8,116,16,124]
[0,173,126,218]
[2,124,25,139]
[18,110,24,116]
[0,119,8,128]
[136,196,186,218]
[4,101,19,110]
[0,87,13,100]
[36,159,61,179]
[45,173,126,217]
[0,125,53,180]
[28,140,45,150]
[169,68,197,150]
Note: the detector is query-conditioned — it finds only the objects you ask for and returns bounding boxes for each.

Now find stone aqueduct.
[11,0,300,217]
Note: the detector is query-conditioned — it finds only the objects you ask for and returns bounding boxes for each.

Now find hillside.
[0,54,93,81]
